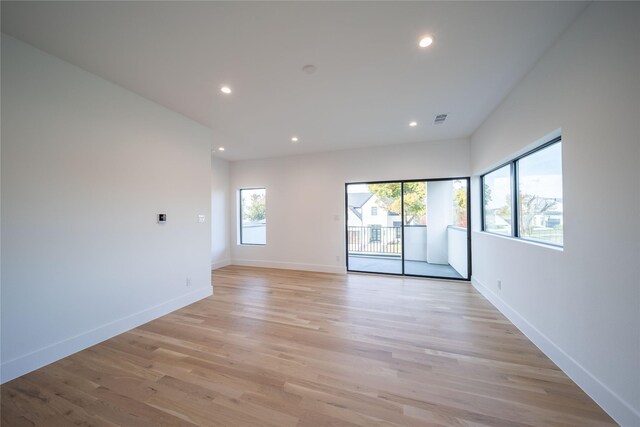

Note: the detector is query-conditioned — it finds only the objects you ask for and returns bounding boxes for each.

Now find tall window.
[371,206,378,216]
[518,142,563,245]
[370,225,381,242]
[239,188,266,245]
[481,137,563,246]
[482,165,512,236]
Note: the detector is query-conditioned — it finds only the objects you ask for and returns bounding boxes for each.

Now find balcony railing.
[347,226,401,255]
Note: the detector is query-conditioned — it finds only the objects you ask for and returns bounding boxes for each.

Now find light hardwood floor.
[1,266,615,426]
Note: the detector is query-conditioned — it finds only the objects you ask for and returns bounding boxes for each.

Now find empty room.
[1,1,638,426]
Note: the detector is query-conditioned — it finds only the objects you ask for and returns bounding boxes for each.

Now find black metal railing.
[347,226,401,255]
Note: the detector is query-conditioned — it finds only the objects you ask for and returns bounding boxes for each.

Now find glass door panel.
[346,182,402,274]
[402,181,428,275]
[403,179,468,279]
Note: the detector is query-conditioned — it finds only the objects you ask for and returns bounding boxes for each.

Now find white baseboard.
[231,258,346,274]
[0,286,212,384]
[471,276,639,427]
[211,258,231,270]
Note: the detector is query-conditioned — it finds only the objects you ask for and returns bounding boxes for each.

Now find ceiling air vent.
[434,114,448,125]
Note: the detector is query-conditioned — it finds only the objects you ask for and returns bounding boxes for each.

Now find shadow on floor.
[348,255,463,279]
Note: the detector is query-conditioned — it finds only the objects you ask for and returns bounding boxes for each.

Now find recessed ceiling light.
[218,147,225,151]
[291,136,299,143]
[409,121,418,127]
[220,86,232,94]
[419,36,434,48]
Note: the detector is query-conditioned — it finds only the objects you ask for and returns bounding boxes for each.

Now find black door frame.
[344,177,472,281]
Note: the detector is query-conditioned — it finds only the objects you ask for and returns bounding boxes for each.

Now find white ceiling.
[1,1,587,161]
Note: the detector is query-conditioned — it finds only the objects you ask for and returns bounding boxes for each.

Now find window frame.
[345,177,472,281]
[370,224,381,242]
[481,136,563,248]
[480,163,514,237]
[239,187,267,246]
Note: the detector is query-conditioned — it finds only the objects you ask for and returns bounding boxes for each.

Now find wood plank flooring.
[1,266,615,426]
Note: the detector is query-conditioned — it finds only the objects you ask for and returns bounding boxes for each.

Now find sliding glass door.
[346,182,402,274]
[346,178,470,280]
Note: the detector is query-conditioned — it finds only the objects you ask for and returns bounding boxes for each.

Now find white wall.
[404,226,427,262]
[230,139,470,273]
[470,3,640,425]
[426,181,452,264]
[0,36,213,383]
[447,226,468,278]
[211,154,231,269]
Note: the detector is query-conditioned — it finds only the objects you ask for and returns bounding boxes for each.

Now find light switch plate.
[198,214,206,223]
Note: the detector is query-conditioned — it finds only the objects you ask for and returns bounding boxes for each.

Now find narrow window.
[482,165,513,236]
[371,206,378,216]
[239,188,266,245]
[370,225,381,242]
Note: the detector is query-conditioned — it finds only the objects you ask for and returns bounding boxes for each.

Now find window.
[482,165,512,236]
[518,142,563,245]
[371,206,378,216]
[370,225,381,242]
[239,188,266,245]
[481,137,563,246]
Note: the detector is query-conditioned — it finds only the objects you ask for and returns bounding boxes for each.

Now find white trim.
[231,258,346,274]
[211,258,231,270]
[471,276,640,427]
[0,286,212,384]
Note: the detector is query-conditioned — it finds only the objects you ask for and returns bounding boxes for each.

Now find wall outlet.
[497,280,502,291]
[186,277,192,287]
[335,255,340,262]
